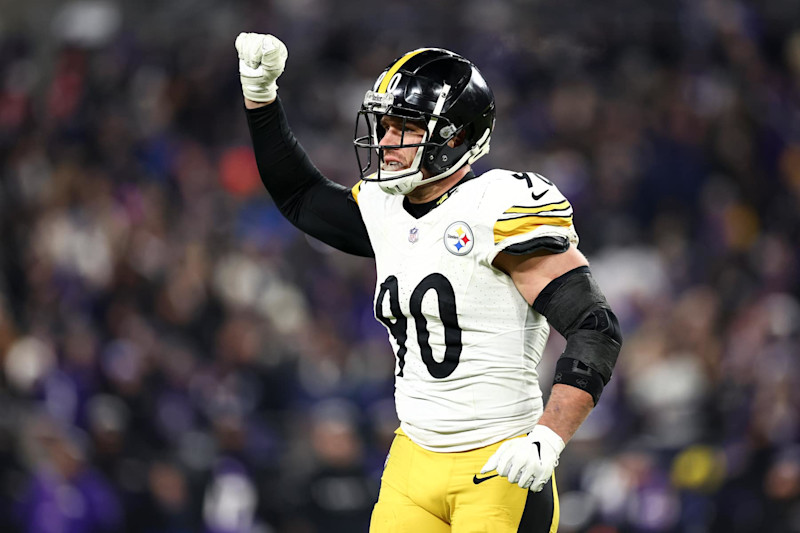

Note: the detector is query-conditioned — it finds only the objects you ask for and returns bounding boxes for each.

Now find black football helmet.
[354,48,496,195]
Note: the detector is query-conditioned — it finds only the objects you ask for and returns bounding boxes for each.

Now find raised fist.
[235,32,288,102]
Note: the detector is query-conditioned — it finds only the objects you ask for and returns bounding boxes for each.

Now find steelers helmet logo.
[444,221,474,256]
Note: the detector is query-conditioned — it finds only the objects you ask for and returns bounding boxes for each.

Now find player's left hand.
[480,425,565,492]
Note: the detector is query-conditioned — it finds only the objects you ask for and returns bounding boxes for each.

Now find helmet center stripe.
[377,48,430,93]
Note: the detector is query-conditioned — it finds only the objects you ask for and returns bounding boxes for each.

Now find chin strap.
[468,128,491,163]
[378,170,423,195]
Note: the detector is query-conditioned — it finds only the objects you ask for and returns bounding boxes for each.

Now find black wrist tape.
[554,358,606,406]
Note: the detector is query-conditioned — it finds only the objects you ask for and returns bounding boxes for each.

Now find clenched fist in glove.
[235,33,288,102]
[480,425,565,492]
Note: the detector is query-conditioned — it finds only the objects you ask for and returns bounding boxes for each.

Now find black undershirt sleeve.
[245,98,374,257]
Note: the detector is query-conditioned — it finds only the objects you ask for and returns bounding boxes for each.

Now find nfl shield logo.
[409,227,419,243]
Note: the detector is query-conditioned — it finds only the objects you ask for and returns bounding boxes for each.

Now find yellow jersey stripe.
[351,180,364,205]
[493,216,573,243]
[377,49,430,93]
[504,200,571,215]
[550,473,560,533]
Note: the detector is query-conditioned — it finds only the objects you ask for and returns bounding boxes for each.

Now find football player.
[236,33,622,532]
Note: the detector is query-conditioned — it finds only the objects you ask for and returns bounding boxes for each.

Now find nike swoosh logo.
[531,191,546,201]
[473,474,499,484]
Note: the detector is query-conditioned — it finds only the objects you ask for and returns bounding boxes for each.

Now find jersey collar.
[402,171,477,219]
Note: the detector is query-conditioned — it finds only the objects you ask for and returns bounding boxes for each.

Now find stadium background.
[0,0,798,531]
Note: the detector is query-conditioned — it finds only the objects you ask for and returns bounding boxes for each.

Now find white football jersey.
[352,169,579,452]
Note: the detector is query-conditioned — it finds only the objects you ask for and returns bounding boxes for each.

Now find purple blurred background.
[0,0,798,531]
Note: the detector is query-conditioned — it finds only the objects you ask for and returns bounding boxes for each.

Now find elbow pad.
[533,266,622,404]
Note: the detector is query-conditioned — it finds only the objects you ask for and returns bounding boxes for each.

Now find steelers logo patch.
[443,221,474,256]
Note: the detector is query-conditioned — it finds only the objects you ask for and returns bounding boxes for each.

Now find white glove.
[235,32,288,102]
[480,425,565,492]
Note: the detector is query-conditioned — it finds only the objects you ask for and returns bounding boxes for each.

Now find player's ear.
[448,129,467,148]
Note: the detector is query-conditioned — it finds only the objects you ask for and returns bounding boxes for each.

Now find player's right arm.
[236,33,373,257]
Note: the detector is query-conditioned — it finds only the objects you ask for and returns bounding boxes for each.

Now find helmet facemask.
[355,84,466,195]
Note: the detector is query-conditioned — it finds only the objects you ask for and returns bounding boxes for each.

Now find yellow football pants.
[370,430,559,532]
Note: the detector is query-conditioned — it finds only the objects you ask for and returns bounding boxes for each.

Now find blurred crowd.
[0,0,799,532]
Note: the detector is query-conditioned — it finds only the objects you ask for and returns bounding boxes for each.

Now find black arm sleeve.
[533,266,623,405]
[245,98,373,257]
